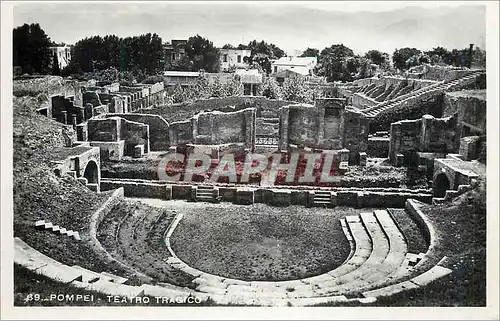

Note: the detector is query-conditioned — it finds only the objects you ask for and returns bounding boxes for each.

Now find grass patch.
[170,202,376,281]
[387,208,428,254]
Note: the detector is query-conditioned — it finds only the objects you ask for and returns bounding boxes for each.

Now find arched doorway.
[83,160,99,184]
[434,173,450,197]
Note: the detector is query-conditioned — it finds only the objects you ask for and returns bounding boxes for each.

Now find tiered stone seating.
[15,204,454,306]
[362,72,483,118]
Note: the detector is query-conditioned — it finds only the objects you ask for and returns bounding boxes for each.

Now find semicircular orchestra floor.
[135,200,378,282]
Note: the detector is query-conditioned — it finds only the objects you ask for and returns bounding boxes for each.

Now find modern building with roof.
[234,69,263,95]
[271,56,318,83]
[219,48,252,72]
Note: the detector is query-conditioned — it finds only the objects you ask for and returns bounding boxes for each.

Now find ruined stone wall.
[120,119,150,155]
[287,104,320,147]
[169,120,194,146]
[389,114,458,164]
[278,98,368,155]
[87,117,149,156]
[141,96,295,123]
[100,179,432,208]
[194,108,255,147]
[343,108,370,154]
[51,95,85,125]
[367,137,390,158]
[443,90,486,136]
[407,64,477,81]
[106,114,169,151]
[168,108,255,149]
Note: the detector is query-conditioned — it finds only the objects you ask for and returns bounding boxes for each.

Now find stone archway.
[433,173,450,198]
[83,160,99,184]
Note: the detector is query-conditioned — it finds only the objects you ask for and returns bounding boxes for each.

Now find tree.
[472,46,486,69]
[13,23,52,74]
[425,47,454,65]
[300,48,319,58]
[70,33,165,74]
[246,40,285,73]
[392,47,421,70]
[405,53,430,69]
[257,77,283,100]
[51,52,60,75]
[364,50,389,69]
[316,44,355,82]
[222,44,235,49]
[282,77,311,103]
[184,35,220,73]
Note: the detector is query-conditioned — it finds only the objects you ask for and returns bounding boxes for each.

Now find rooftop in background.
[273,66,311,76]
[234,69,262,84]
[272,56,317,67]
[163,71,201,77]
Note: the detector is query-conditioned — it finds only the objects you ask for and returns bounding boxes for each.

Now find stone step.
[313,195,331,200]
[197,186,214,191]
[196,191,214,196]
[100,271,129,284]
[432,197,446,205]
[196,195,214,200]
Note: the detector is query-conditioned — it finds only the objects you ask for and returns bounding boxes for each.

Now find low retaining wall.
[100,179,432,208]
[88,187,149,277]
[405,199,436,263]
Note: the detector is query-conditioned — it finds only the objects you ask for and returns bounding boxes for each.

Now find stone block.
[359,152,367,166]
[410,265,452,286]
[35,262,82,283]
[337,191,358,206]
[77,177,88,186]
[235,188,255,205]
[396,153,404,167]
[133,144,145,158]
[362,280,419,298]
[269,190,292,206]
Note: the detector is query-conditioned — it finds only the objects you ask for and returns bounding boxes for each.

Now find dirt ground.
[152,200,378,281]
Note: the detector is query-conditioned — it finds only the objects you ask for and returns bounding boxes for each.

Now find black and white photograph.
[1,1,498,320]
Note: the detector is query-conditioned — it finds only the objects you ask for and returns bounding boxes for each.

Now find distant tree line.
[297,44,486,82]
[13,23,486,83]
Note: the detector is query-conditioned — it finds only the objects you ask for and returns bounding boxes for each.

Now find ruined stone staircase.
[362,72,483,118]
[308,190,337,207]
[35,220,81,241]
[193,185,220,202]
[432,184,472,205]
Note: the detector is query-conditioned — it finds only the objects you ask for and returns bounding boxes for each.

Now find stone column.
[278,106,290,152]
[419,114,434,151]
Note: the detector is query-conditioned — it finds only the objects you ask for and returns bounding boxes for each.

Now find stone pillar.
[191,116,199,144]
[85,103,94,120]
[61,111,68,124]
[388,122,401,165]
[279,107,290,152]
[317,101,326,145]
[72,114,77,129]
[419,114,434,151]
[244,108,256,152]
[77,108,85,123]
